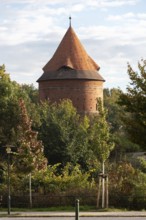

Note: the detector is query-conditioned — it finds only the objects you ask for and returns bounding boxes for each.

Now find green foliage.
[0,160,7,194]
[67,115,97,170]
[15,99,47,174]
[136,157,146,173]
[0,65,39,150]
[3,163,95,195]
[0,65,20,147]
[37,99,94,169]
[90,99,114,163]
[104,88,123,133]
[108,161,146,209]
[1,64,146,210]
[20,84,38,104]
[38,99,78,164]
[30,163,95,194]
[104,88,140,158]
[109,162,137,195]
[118,60,146,150]
[16,84,39,127]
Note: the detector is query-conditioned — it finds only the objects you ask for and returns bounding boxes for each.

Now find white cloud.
[107,13,135,21]
[107,12,146,22]
[79,22,146,47]
[0,0,146,90]
[1,0,139,9]
[84,0,139,8]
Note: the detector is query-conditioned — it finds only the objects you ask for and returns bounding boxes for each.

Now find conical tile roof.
[37,26,105,82]
[43,26,100,72]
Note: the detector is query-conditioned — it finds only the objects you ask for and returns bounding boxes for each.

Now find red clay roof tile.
[43,26,100,72]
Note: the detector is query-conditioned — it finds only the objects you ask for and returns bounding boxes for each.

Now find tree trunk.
[29,173,32,208]
[105,175,109,208]
[101,161,105,208]
[97,176,101,208]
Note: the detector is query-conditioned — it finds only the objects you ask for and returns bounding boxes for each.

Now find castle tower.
[37,22,105,114]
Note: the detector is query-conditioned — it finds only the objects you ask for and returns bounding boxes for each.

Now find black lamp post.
[7,147,11,215]
[5,146,15,215]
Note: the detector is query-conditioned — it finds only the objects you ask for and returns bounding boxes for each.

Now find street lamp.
[4,145,15,215]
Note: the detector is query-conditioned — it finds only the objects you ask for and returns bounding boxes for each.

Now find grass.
[0,206,96,212]
[0,206,127,212]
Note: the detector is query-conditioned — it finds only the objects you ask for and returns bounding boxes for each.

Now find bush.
[108,161,146,209]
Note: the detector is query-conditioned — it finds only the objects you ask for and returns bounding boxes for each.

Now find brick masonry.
[39,79,103,114]
[37,25,104,114]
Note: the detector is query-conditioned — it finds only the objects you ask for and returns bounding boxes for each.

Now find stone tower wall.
[39,79,103,113]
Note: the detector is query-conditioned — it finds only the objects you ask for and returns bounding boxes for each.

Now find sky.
[1,0,146,91]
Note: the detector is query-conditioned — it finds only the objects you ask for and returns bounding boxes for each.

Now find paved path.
[1,217,146,220]
[0,211,146,217]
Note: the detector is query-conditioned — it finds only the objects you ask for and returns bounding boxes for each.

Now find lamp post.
[5,145,15,215]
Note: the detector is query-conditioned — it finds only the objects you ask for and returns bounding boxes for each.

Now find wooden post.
[97,163,108,209]
[29,173,32,208]
[105,175,109,208]
[97,176,101,208]
[101,162,105,208]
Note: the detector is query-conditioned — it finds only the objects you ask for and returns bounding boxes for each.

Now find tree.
[0,65,20,148]
[0,65,39,150]
[90,99,115,208]
[16,99,47,173]
[67,115,96,170]
[15,99,47,207]
[104,88,139,159]
[104,88,123,133]
[37,99,94,170]
[33,162,95,194]
[107,160,146,209]
[118,60,146,150]
[90,99,115,165]
[20,84,38,104]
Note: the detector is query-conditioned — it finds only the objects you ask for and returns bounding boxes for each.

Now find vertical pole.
[102,162,105,208]
[105,175,109,208]
[29,173,32,208]
[7,153,11,215]
[97,176,101,208]
[75,199,79,220]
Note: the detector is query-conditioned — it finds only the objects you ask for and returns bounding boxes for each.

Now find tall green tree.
[20,84,38,104]
[67,115,96,170]
[118,60,146,150]
[90,99,115,208]
[0,65,39,149]
[0,65,20,148]
[90,99,115,164]
[104,88,139,158]
[38,99,78,165]
[15,99,47,207]
[15,99,47,174]
[104,88,123,133]
[37,99,94,169]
